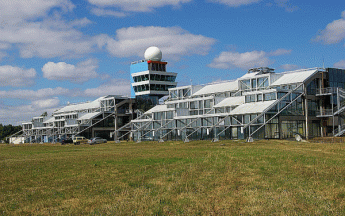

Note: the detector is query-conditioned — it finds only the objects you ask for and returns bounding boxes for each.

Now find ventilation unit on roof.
[248,67,275,74]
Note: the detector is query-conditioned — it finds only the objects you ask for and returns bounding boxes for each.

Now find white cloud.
[0,0,74,24]
[0,87,73,100]
[208,0,261,7]
[0,76,131,100]
[84,79,131,97]
[0,0,98,59]
[280,64,300,71]
[0,77,132,124]
[269,49,292,56]
[91,8,127,17]
[32,98,60,109]
[42,59,98,83]
[274,0,298,12]
[0,20,97,59]
[0,103,59,125]
[334,60,345,69]
[69,18,93,27]
[0,65,36,87]
[98,26,216,60]
[314,11,345,45]
[208,49,291,70]
[88,0,191,15]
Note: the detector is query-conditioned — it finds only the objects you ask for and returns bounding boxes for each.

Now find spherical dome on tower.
[144,46,162,61]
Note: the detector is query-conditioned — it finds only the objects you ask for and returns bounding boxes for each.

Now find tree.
[0,124,22,142]
[41,112,48,117]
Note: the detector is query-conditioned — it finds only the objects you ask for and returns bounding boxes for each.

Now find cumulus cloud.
[274,0,298,12]
[69,18,93,27]
[334,60,345,69]
[0,87,73,100]
[314,11,345,45]
[0,78,130,124]
[208,49,291,70]
[0,65,36,87]
[84,79,131,97]
[0,19,97,59]
[0,103,60,125]
[88,0,191,16]
[0,0,74,24]
[32,98,60,109]
[42,59,98,83]
[279,64,300,71]
[269,49,292,56]
[0,0,98,59]
[97,26,216,60]
[91,8,127,17]
[207,0,261,7]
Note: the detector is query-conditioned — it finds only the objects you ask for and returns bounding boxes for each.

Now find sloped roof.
[214,96,245,108]
[43,117,55,123]
[55,97,105,114]
[78,112,102,120]
[271,69,318,86]
[230,101,276,115]
[238,72,260,79]
[192,80,238,96]
[146,105,175,113]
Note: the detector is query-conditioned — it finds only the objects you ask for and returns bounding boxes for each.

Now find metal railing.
[316,87,337,95]
[316,109,334,117]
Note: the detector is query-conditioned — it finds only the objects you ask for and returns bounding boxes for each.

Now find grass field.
[1,139,345,215]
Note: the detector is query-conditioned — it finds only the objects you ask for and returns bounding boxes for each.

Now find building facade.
[130,46,177,106]
[118,67,345,142]
[19,95,135,143]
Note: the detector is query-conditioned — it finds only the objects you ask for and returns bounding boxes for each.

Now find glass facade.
[328,68,345,88]
[129,68,345,142]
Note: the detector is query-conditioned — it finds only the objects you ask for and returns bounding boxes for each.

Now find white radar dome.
[144,46,162,61]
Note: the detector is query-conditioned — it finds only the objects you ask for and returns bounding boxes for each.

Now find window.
[264,92,276,101]
[190,101,198,109]
[244,115,250,124]
[245,95,255,103]
[166,111,174,119]
[199,101,203,109]
[250,95,255,102]
[241,80,251,90]
[251,79,257,89]
[277,92,286,99]
[190,110,198,115]
[226,107,231,113]
[216,108,224,113]
[154,112,162,120]
[204,99,211,108]
[257,94,263,101]
[179,102,188,109]
[258,77,269,88]
[245,95,251,103]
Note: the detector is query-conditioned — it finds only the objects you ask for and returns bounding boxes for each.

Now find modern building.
[117,67,345,142]
[17,95,135,143]
[11,46,345,143]
[130,46,177,106]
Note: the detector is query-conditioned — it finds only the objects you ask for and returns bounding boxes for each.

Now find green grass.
[1,139,345,215]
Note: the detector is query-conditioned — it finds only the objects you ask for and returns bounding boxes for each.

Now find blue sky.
[0,0,344,125]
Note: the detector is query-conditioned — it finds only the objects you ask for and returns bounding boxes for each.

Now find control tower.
[130,47,177,106]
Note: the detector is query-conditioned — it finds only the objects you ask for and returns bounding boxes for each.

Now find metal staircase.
[242,82,305,139]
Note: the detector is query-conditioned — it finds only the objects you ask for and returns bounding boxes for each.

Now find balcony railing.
[316,109,334,117]
[316,87,338,95]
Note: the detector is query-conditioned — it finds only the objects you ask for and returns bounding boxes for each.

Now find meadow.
[1,139,345,215]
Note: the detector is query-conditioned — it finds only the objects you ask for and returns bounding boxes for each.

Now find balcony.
[316,109,334,117]
[316,87,338,96]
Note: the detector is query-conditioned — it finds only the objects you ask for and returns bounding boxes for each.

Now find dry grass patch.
[1,140,345,215]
